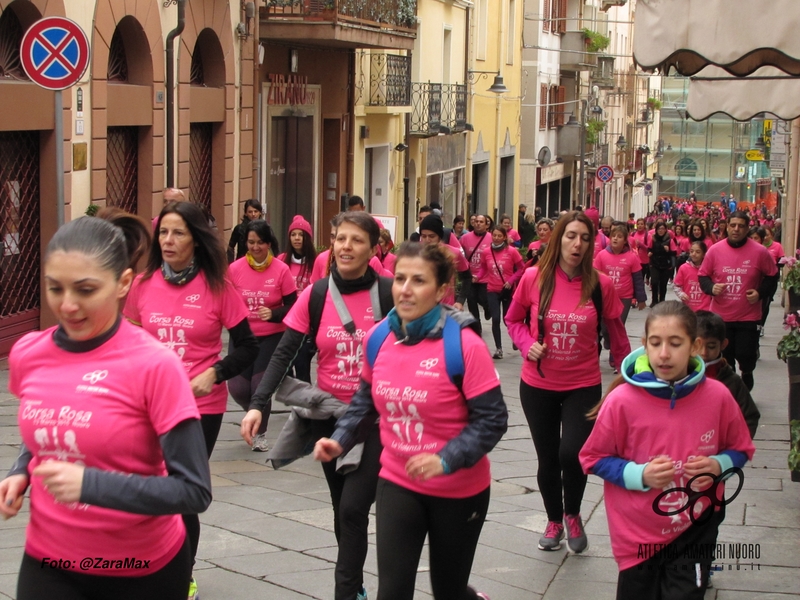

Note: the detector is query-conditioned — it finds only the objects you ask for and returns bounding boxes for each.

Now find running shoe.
[537,521,564,551]
[758,325,764,338]
[188,577,199,600]
[251,432,270,452]
[356,586,368,600]
[564,514,588,553]
[492,348,503,359]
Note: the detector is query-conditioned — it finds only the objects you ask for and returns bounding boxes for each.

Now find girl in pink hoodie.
[580,301,754,599]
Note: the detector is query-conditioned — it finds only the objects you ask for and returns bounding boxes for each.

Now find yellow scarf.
[246,251,273,272]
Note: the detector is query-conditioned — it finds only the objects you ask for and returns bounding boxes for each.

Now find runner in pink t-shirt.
[314,242,506,599]
[418,214,471,308]
[580,304,754,596]
[1,216,211,599]
[593,224,647,369]
[697,213,778,391]
[673,240,712,312]
[506,211,631,554]
[278,215,318,384]
[227,220,298,450]
[125,202,258,588]
[475,226,524,357]
[460,215,493,334]
[501,215,521,247]
[241,212,393,600]
[630,219,651,285]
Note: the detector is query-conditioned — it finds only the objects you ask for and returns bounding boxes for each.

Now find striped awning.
[633,0,800,76]
[686,67,800,121]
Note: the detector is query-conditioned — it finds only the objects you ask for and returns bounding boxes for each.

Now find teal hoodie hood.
[619,346,706,409]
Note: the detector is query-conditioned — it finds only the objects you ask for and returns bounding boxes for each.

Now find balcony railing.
[265,0,417,32]
[368,54,411,107]
[409,82,466,136]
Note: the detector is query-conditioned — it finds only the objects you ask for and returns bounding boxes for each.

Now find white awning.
[686,67,800,121]
[633,0,800,76]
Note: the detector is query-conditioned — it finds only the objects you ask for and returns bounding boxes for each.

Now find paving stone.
[210,459,272,475]
[541,578,617,600]
[194,566,310,599]
[196,524,280,560]
[209,550,332,578]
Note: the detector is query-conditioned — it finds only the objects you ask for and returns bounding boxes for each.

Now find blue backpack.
[365,315,465,390]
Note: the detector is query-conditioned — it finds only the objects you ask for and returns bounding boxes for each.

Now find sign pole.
[55,89,64,227]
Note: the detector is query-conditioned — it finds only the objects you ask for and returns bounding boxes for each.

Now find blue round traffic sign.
[597,165,615,183]
[20,17,90,91]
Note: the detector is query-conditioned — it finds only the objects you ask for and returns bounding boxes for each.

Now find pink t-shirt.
[441,244,471,306]
[276,252,313,292]
[380,252,397,274]
[593,231,608,257]
[476,245,524,293]
[228,257,296,337]
[9,321,199,576]
[593,248,642,300]
[124,272,249,414]
[507,267,625,391]
[283,285,379,402]
[580,378,755,570]
[460,231,492,278]
[506,228,521,244]
[361,323,500,498]
[310,250,389,282]
[766,241,785,264]
[675,235,691,253]
[528,240,542,252]
[673,262,712,311]
[631,230,650,265]
[698,238,778,322]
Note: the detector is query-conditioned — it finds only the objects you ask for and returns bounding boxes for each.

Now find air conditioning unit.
[601,0,628,10]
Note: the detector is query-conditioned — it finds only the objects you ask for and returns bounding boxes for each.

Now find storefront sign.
[426,133,466,175]
[745,149,765,161]
[266,74,316,106]
[540,162,565,184]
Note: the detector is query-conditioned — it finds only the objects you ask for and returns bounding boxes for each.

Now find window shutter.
[543,0,551,32]
[557,86,566,126]
[540,84,548,130]
[557,0,567,33]
[548,85,558,129]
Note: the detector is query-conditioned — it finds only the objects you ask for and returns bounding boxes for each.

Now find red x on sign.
[20,17,90,91]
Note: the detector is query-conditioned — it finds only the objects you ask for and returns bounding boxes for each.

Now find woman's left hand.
[32,461,84,504]
[503,282,512,290]
[405,453,444,482]
[190,367,217,397]
[257,306,273,321]
[684,455,721,491]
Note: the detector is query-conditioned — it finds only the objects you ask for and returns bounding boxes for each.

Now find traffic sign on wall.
[20,17,90,91]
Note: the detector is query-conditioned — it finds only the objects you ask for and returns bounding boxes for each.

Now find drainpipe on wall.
[403,51,412,240]
[346,49,356,197]
[165,0,186,187]
[252,1,261,200]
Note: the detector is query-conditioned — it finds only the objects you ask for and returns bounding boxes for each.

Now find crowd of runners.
[1,190,780,600]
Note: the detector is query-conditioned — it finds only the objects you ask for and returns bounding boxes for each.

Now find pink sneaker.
[538,520,564,551]
[564,514,588,553]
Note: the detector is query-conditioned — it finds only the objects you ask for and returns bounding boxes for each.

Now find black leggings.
[17,536,191,600]
[229,332,283,434]
[616,507,724,600]
[312,418,382,600]
[466,282,488,334]
[519,381,600,522]
[183,412,222,573]
[721,321,759,388]
[486,290,511,349]
[375,479,490,600]
[650,266,671,305]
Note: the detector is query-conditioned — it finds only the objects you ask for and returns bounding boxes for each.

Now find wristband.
[438,455,451,475]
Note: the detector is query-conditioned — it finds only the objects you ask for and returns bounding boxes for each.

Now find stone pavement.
[0,292,797,599]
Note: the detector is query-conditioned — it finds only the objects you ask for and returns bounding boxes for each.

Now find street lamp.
[467,70,508,94]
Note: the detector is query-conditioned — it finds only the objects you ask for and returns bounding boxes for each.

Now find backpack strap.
[591,280,603,340]
[366,313,464,390]
[442,315,465,390]
[308,277,330,343]
[366,319,393,370]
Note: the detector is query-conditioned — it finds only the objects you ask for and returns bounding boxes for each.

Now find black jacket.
[713,360,760,438]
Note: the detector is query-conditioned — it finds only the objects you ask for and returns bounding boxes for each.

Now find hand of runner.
[0,474,27,520]
[405,453,444,481]
[314,438,343,463]
[241,409,263,445]
[257,306,273,321]
[32,461,84,504]
[642,455,675,488]
[745,289,759,304]
[711,283,726,296]
[190,367,217,397]
[527,342,547,361]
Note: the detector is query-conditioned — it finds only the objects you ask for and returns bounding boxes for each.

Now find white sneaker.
[251,432,270,452]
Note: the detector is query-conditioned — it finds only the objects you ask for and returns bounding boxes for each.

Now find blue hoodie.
[590,347,748,491]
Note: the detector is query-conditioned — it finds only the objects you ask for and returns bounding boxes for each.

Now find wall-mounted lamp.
[467,70,508,94]
[394,143,409,152]
[464,123,474,132]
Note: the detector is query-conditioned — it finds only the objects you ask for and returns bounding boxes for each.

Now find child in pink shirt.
[580,301,754,598]
[674,241,712,312]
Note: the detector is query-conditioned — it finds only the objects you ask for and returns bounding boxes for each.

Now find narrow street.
[1,290,796,599]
